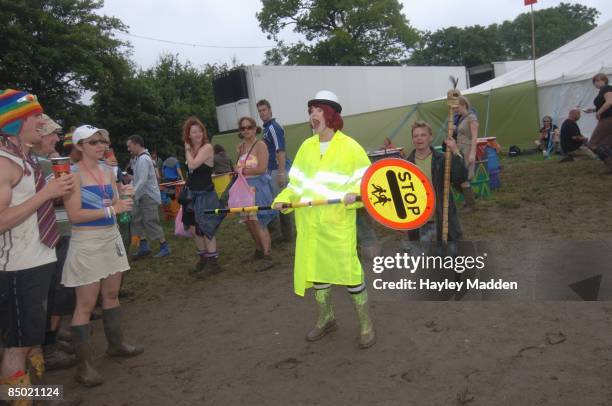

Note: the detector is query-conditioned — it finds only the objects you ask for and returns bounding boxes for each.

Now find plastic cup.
[104,148,118,166]
[50,157,71,178]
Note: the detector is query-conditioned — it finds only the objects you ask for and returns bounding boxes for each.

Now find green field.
[124,153,612,301]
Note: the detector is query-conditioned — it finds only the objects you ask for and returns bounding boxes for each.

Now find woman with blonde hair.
[453,95,478,208]
[62,125,142,388]
[235,116,277,272]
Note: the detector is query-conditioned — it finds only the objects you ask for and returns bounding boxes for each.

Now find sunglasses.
[240,125,254,131]
[82,139,110,146]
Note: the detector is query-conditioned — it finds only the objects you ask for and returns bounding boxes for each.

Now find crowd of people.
[0,72,610,404]
[534,73,612,170]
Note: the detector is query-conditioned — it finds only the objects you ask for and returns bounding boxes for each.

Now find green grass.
[124,154,612,299]
[123,216,295,300]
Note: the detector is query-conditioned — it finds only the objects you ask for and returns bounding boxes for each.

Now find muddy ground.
[49,156,612,405]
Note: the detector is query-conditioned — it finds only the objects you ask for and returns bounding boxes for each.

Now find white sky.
[100,0,612,69]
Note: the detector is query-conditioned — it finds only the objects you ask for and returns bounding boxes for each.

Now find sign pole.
[530,3,537,83]
[444,88,461,244]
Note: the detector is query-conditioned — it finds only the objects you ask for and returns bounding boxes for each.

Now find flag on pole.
[524,0,537,5]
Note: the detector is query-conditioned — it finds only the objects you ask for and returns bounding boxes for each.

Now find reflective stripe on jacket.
[273,130,371,296]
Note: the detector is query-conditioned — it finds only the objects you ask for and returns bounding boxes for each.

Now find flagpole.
[530,3,536,83]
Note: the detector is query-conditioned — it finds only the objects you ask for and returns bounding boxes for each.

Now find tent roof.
[466,19,612,93]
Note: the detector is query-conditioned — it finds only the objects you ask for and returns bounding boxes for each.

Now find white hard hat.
[308,90,342,113]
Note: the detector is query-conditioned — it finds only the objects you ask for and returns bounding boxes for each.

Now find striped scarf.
[0,136,59,248]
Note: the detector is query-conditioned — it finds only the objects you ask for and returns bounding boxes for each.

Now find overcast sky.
[100,0,612,69]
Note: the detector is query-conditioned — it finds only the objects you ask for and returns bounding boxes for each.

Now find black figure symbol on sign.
[371,183,392,206]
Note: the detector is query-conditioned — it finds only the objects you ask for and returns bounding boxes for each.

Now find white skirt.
[62,225,130,287]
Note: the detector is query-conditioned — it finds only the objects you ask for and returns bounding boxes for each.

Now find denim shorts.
[245,175,277,227]
[192,187,225,239]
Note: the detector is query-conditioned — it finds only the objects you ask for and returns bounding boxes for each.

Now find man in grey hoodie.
[126,134,170,258]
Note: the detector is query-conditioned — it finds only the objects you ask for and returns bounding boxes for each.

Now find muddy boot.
[462,186,476,211]
[102,307,144,357]
[252,249,264,260]
[55,340,75,355]
[206,256,222,275]
[349,289,376,349]
[43,343,77,371]
[71,324,104,388]
[254,254,274,272]
[57,327,72,342]
[25,351,82,405]
[306,286,337,341]
[191,254,208,275]
[0,371,33,406]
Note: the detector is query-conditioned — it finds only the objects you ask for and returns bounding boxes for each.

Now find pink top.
[237,153,258,170]
[237,141,260,178]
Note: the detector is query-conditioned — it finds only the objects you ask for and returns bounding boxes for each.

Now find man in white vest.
[0,89,74,400]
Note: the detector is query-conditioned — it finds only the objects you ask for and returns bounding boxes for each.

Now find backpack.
[508,145,521,157]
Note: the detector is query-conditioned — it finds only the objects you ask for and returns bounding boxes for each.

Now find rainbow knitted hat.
[0,89,43,136]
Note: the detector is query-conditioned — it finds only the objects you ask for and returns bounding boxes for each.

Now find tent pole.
[530,4,537,83]
[484,91,492,137]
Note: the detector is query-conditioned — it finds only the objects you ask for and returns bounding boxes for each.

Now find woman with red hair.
[273,90,376,349]
[182,117,225,275]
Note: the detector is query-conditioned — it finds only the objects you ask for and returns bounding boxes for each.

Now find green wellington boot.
[306,287,337,341]
[350,289,376,349]
[71,324,104,387]
[102,307,144,357]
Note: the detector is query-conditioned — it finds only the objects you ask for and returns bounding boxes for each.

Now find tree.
[409,2,600,67]
[410,25,504,67]
[93,54,226,162]
[258,0,419,65]
[499,2,599,59]
[0,0,129,119]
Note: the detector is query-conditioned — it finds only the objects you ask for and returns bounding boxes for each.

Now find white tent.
[466,19,612,136]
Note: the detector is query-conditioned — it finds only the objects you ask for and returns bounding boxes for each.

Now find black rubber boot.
[102,307,144,357]
[191,255,208,275]
[71,324,104,387]
[206,256,223,275]
[43,343,77,371]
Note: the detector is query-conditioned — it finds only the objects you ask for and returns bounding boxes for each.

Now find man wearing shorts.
[0,90,74,397]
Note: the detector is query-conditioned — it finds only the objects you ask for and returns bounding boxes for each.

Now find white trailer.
[213,65,468,132]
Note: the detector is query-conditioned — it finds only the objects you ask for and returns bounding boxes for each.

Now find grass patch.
[124,154,612,299]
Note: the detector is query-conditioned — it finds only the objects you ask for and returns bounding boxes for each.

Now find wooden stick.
[444,88,461,244]
[159,180,185,188]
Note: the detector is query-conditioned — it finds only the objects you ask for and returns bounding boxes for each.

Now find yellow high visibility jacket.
[273,130,371,296]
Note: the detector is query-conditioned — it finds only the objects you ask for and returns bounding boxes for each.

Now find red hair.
[309,103,343,132]
[182,116,209,148]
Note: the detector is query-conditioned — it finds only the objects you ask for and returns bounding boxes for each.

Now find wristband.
[110,206,116,217]
[103,206,111,219]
